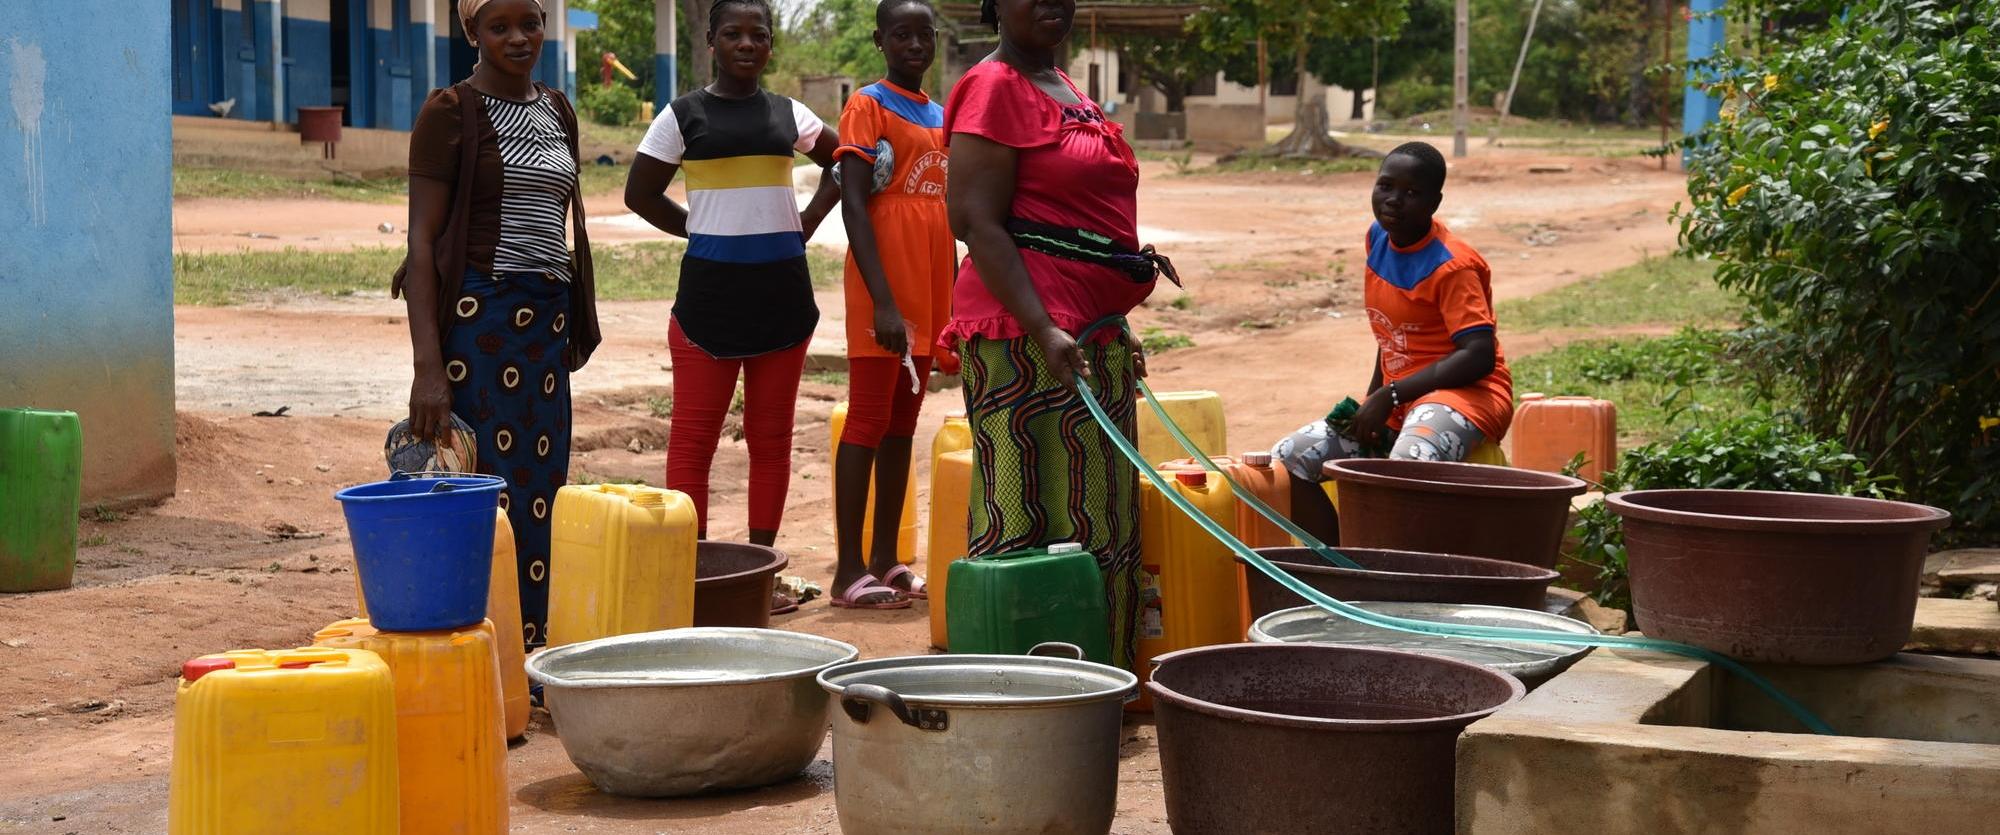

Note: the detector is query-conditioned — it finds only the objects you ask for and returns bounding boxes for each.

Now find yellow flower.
[1727,183,1753,206]
[1982,416,2000,432]
[1869,119,1890,139]
[1763,74,1779,91]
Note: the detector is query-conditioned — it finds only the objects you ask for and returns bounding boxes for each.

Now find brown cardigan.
[392,81,602,371]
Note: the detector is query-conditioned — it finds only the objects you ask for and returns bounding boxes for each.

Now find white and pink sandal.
[831,574,911,610]
[881,565,928,600]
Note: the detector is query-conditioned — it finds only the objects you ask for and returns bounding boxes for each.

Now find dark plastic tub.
[1609,489,1951,665]
[1327,459,1588,569]
[692,541,790,628]
[1237,547,1557,620]
[1150,643,1523,835]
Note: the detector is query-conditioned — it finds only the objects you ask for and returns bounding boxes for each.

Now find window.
[1192,73,1218,98]
[1271,73,1298,97]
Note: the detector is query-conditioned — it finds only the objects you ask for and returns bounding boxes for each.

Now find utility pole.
[1453,0,1469,157]
[1490,0,1544,146]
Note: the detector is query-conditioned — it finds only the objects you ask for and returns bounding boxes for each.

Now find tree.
[1113,32,1226,113]
[1194,0,1410,157]
[1679,0,2000,543]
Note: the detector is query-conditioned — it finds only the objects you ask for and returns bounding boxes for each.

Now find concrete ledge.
[1458,649,2000,834]
[1906,596,2000,656]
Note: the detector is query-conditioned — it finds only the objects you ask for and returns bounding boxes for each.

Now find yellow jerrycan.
[169,647,399,835]
[1160,454,1296,639]
[932,409,972,459]
[1131,469,1242,712]
[830,401,920,565]
[927,448,975,650]
[314,620,508,835]
[355,509,528,739]
[547,483,698,647]
[1136,390,1226,475]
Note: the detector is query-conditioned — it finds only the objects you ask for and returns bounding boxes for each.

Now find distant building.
[170,0,575,132]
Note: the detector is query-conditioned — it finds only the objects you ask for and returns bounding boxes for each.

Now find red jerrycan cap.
[1174,471,1206,487]
[181,657,237,683]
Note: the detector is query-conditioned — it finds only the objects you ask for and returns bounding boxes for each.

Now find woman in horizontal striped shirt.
[624,0,841,551]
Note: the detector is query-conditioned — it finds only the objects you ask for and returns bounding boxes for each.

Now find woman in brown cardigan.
[395,0,598,650]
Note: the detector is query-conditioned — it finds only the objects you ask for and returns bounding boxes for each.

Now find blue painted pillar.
[1683,0,1726,142]
[655,0,677,109]
[410,0,437,119]
[253,0,283,121]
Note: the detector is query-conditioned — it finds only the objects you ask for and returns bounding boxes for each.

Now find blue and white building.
[171,0,579,131]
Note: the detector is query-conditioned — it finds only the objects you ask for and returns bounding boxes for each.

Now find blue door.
[171,0,214,115]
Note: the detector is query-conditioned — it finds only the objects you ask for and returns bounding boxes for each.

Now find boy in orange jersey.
[1272,142,1514,542]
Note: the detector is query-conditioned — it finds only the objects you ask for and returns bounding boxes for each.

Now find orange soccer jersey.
[1363,220,1515,440]
[833,80,953,359]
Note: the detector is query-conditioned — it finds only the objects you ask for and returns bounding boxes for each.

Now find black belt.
[1005,218,1182,288]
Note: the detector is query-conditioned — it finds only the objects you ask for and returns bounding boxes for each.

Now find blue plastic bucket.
[335,474,504,631]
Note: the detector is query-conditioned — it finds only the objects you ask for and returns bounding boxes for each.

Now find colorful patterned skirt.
[962,334,1143,670]
[442,268,571,650]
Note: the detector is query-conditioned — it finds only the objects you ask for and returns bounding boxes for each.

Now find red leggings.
[665,317,809,532]
[841,356,933,448]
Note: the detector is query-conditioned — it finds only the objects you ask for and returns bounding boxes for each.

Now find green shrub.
[579,83,642,127]
[1566,414,1894,610]
[1678,0,2000,544]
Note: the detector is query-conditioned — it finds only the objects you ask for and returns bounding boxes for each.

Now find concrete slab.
[1457,649,2000,834]
[1905,596,2000,656]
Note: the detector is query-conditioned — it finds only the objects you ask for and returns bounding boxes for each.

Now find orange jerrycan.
[1136,390,1226,472]
[169,647,399,835]
[1131,469,1241,712]
[830,401,920,565]
[315,620,508,835]
[927,448,974,650]
[1511,393,1618,483]
[355,509,528,739]
[547,483,698,647]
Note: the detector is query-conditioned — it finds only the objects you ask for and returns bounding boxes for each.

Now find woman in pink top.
[945,0,1172,669]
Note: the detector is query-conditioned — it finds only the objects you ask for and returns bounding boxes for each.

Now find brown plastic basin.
[1609,489,1951,665]
[1150,643,1523,835]
[691,541,789,629]
[1236,547,1557,620]
[1327,459,1589,569]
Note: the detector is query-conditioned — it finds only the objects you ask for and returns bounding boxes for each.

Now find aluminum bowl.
[1249,601,1600,688]
[525,627,858,797]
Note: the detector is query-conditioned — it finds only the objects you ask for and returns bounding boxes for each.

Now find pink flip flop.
[881,565,928,600]
[830,575,911,610]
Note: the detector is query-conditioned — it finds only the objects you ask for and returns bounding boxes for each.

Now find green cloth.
[1325,397,1392,457]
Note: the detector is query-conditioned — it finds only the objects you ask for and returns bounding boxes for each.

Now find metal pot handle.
[841,684,948,731]
[1027,642,1085,660]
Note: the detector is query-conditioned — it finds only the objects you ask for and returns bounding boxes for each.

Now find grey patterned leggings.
[1271,401,1486,482]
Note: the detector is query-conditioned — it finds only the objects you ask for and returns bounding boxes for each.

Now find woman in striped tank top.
[624,0,842,549]
[398,0,599,649]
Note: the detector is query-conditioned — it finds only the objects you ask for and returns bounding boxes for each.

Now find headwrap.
[460,0,544,34]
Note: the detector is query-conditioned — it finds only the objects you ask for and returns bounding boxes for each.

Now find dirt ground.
[3,146,1685,833]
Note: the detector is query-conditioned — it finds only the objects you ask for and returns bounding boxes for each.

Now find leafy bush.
[578,83,642,127]
[1566,414,1894,610]
[1677,0,2000,544]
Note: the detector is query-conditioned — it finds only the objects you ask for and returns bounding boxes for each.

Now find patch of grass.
[174,242,843,305]
[1140,327,1197,354]
[646,394,673,419]
[80,534,108,548]
[175,166,406,203]
[1168,294,1194,311]
[1500,256,1738,331]
[577,161,631,196]
[1201,156,1380,177]
[804,369,849,386]
[1510,328,1774,447]
[87,506,126,523]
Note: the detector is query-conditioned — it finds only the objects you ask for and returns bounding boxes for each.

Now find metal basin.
[1249,601,1600,688]
[525,627,857,797]
[818,643,1136,835]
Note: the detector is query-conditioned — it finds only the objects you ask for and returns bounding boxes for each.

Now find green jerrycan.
[1,408,82,592]
[947,542,1112,664]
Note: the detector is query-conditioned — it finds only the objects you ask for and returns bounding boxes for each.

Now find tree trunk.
[1249,27,1377,160]
[1351,87,1367,120]
[1164,84,1186,114]
[681,0,711,91]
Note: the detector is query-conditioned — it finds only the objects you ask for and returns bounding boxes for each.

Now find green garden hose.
[1074,315,1835,735]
